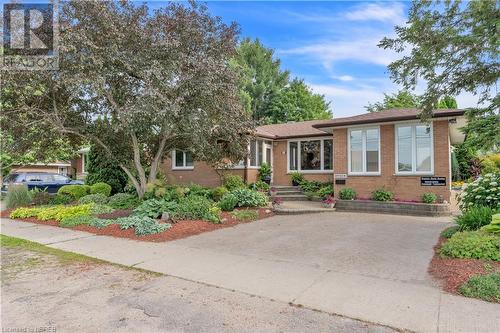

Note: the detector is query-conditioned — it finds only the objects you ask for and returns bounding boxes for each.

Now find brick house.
[162,108,466,203]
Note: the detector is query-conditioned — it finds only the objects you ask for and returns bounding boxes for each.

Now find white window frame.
[287,137,334,174]
[347,126,381,176]
[395,122,434,175]
[172,150,194,170]
[81,152,89,174]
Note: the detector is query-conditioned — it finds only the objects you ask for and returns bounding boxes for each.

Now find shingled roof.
[254,109,465,139]
[255,119,333,139]
[313,108,465,129]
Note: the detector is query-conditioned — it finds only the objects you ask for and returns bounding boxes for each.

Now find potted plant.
[258,163,272,185]
[290,171,304,186]
[322,195,336,208]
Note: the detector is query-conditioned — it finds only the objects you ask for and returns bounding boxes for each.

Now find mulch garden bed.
[428,237,500,294]
[1,207,274,243]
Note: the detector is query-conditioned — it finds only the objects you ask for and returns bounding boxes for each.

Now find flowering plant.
[322,195,335,204]
[271,196,283,206]
[458,173,499,211]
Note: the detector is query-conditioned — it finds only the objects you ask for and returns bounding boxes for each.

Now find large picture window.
[396,124,433,174]
[172,150,194,169]
[288,138,333,172]
[348,127,380,175]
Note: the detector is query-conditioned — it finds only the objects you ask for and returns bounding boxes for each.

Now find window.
[172,150,194,169]
[348,127,380,175]
[396,124,433,174]
[82,152,89,174]
[249,140,272,167]
[288,138,333,172]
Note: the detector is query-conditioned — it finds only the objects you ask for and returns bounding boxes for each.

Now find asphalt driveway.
[171,211,450,285]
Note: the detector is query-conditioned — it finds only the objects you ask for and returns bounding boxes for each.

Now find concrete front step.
[275,190,303,195]
[278,194,309,201]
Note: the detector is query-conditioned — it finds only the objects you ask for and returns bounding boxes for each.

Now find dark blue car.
[1,172,84,195]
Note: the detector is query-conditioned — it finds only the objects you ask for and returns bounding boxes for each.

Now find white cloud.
[345,3,406,25]
[281,37,399,69]
[333,75,354,82]
[309,83,386,118]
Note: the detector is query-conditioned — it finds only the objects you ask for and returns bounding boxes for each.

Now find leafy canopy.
[379,0,499,150]
[2,1,252,197]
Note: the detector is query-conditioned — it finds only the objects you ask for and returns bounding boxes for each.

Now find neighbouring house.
[161,108,466,202]
[11,147,90,180]
[11,161,73,176]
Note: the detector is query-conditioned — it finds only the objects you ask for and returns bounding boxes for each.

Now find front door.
[264,142,273,183]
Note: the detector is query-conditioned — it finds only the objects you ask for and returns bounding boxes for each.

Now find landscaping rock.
[160,212,170,221]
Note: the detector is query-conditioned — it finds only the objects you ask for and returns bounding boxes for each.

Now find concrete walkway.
[1,213,499,333]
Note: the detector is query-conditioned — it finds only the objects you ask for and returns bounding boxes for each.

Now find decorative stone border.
[335,199,450,217]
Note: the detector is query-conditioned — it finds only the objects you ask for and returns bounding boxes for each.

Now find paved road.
[2,212,499,332]
[2,246,394,333]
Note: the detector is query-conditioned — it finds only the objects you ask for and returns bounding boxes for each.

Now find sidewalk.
[1,217,499,333]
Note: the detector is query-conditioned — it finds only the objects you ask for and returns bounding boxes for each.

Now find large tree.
[2,1,252,198]
[233,38,290,121]
[365,90,421,112]
[379,0,499,151]
[267,79,331,123]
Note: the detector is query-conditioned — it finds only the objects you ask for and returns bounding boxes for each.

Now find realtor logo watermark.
[2,2,59,70]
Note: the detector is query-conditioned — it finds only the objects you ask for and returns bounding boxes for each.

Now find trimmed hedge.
[90,182,112,197]
[57,185,89,200]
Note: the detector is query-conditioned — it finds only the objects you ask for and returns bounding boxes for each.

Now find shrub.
[441,226,460,239]
[90,204,115,215]
[79,194,109,205]
[58,185,89,200]
[440,231,500,261]
[133,199,175,219]
[171,195,214,220]
[133,218,171,236]
[223,174,245,191]
[230,188,268,207]
[5,184,32,208]
[85,145,128,194]
[458,173,499,210]
[90,182,112,197]
[290,171,304,185]
[31,204,93,222]
[481,153,500,175]
[107,193,139,209]
[339,187,356,200]
[185,184,212,198]
[481,213,500,234]
[89,218,113,229]
[144,179,168,199]
[317,185,334,199]
[211,186,228,202]
[219,193,238,211]
[249,181,270,193]
[455,206,497,231]
[10,207,43,219]
[300,180,323,193]
[50,193,73,205]
[258,163,272,182]
[59,215,95,228]
[30,188,51,206]
[459,272,500,303]
[422,193,437,204]
[372,187,394,201]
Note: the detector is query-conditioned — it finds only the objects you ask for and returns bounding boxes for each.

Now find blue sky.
[4,0,477,117]
[193,1,478,118]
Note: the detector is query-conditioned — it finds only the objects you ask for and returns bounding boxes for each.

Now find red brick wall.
[271,140,334,185]
[161,158,247,187]
[333,120,451,202]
